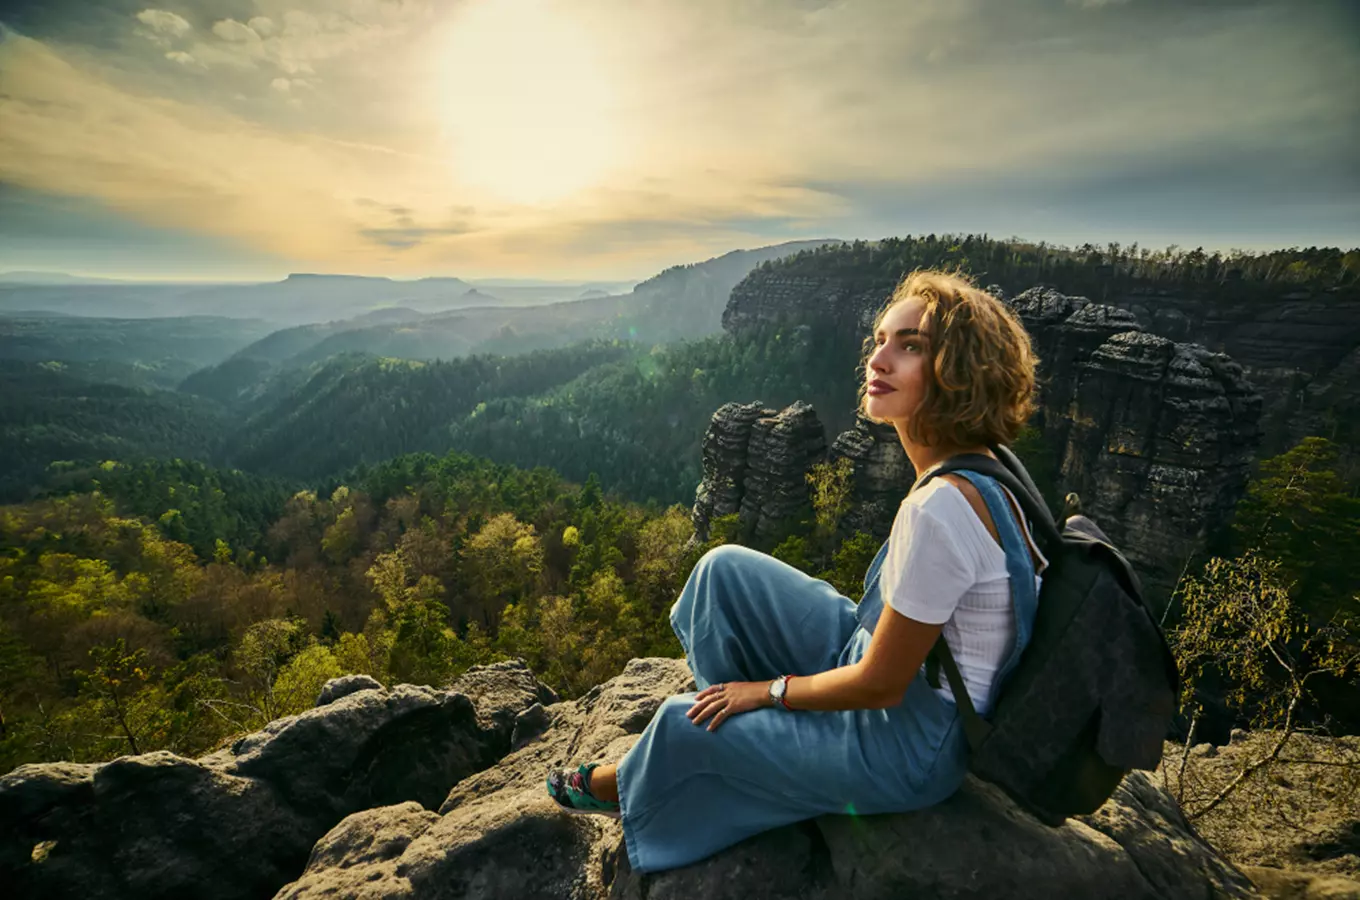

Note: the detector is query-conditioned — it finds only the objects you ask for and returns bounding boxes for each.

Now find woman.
[546,269,1046,873]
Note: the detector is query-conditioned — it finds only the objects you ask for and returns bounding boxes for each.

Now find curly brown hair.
[858,269,1038,447]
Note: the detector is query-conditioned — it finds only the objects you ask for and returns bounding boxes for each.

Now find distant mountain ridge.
[0,271,133,285]
[179,239,840,406]
[0,274,633,325]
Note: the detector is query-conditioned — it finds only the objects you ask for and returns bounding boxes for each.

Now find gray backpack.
[917,446,1179,825]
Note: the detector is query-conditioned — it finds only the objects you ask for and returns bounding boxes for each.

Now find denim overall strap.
[855,538,891,633]
[949,470,1040,684]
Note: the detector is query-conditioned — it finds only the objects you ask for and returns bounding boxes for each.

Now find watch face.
[770,678,785,700]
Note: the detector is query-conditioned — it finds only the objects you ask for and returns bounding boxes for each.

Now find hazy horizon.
[1,0,1357,282]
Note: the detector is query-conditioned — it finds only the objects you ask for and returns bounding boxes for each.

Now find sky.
[0,0,1356,282]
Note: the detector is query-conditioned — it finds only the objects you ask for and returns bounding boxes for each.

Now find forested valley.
[2,234,1358,777]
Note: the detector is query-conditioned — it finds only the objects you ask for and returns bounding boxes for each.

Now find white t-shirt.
[879,476,1047,716]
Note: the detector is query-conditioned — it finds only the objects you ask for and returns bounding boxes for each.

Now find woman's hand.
[687,680,772,732]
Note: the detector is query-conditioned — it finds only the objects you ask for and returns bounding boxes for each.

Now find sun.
[436,0,623,205]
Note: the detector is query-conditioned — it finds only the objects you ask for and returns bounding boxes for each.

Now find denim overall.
[614,470,1038,873]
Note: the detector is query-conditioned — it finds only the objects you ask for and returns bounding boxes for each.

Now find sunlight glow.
[436,0,624,205]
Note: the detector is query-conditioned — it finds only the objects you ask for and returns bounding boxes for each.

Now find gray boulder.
[278,657,1258,900]
[316,673,383,706]
[1,665,556,900]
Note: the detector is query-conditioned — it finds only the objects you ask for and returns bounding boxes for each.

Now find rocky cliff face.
[0,664,556,900]
[3,659,1264,900]
[1060,331,1261,587]
[1008,289,1263,592]
[701,277,1266,595]
[690,401,827,547]
[725,265,1358,456]
[827,414,917,541]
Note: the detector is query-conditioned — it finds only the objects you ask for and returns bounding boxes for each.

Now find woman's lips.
[867,381,895,396]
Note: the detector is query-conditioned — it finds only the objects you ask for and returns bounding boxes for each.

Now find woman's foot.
[546,763,621,819]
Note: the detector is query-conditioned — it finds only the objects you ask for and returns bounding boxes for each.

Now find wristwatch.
[768,674,793,710]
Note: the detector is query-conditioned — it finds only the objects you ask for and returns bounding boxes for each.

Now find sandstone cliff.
[3,660,1275,899]
[725,261,1358,457]
[702,277,1266,596]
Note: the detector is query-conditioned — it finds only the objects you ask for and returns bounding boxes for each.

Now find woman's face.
[865,296,930,426]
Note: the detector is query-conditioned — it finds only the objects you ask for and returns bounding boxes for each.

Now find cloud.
[0,30,425,264]
[135,9,192,38]
[1,0,1355,278]
[361,224,475,249]
[212,19,262,44]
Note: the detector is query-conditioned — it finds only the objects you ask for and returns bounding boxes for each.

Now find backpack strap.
[914,467,1041,752]
[922,449,1064,552]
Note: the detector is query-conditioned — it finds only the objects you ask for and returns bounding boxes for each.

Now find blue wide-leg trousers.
[614,542,969,873]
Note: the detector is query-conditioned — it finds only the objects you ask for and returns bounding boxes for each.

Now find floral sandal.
[546,762,621,819]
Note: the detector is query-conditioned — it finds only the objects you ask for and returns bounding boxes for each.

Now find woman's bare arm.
[783,609,944,710]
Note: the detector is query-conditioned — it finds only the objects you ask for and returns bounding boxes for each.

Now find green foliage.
[767,234,1360,291]
[1167,551,1360,819]
[460,513,545,628]
[74,639,158,756]
[387,589,459,687]
[44,458,292,564]
[234,618,308,722]
[224,341,634,481]
[822,532,880,602]
[271,644,342,717]
[0,361,230,502]
[1231,436,1360,621]
[807,457,854,543]
[771,534,812,575]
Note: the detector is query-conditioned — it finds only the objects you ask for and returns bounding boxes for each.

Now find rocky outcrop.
[827,413,916,542]
[701,276,1265,596]
[5,655,1305,899]
[1009,286,1146,453]
[725,256,1358,457]
[690,401,827,547]
[741,402,827,545]
[0,663,555,900]
[277,657,1257,900]
[999,288,1263,593]
[691,401,777,544]
[1059,331,1262,591]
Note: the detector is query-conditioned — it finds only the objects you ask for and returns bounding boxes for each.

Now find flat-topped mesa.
[1061,331,1262,591]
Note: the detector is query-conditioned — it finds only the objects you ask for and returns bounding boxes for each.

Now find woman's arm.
[687,606,944,729]
[783,607,944,710]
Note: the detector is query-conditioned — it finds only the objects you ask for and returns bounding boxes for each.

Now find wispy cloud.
[135,9,192,40]
[0,0,1354,278]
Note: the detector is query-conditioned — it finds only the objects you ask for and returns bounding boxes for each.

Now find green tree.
[807,457,854,547]
[460,513,545,629]
[1232,436,1360,620]
[271,643,342,717]
[1166,551,1360,820]
[75,639,156,756]
[821,531,879,602]
[232,618,307,727]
